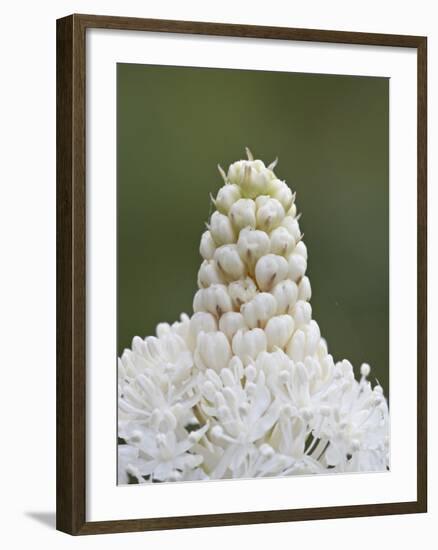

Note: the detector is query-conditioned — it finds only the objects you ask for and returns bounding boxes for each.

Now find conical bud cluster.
[118,149,389,484]
[193,148,309,368]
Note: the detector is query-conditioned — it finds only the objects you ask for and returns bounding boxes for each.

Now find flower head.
[118,148,389,483]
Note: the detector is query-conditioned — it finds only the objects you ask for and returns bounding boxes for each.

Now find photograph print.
[117,63,389,485]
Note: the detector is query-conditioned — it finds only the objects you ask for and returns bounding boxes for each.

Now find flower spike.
[118,149,389,484]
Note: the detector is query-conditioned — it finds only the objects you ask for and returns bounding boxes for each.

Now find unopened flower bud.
[289,203,298,218]
[214,184,241,214]
[197,259,224,288]
[228,160,272,198]
[156,322,171,338]
[199,230,216,260]
[209,211,236,245]
[237,227,270,267]
[227,160,254,186]
[270,226,296,256]
[294,240,308,260]
[288,253,307,281]
[193,289,205,313]
[281,216,301,241]
[214,244,246,281]
[219,311,247,341]
[265,314,295,351]
[131,336,145,355]
[272,280,298,314]
[228,277,258,308]
[229,198,256,230]
[304,320,321,355]
[341,359,355,380]
[189,312,218,348]
[286,329,306,362]
[298,276,312,301]
[256,198,285,231]
[227,160,249,186]
[195,331,232,371]
[268,179,294,211]
[292,300,312,328]
[241,292,277,329]
[232,328,267,365]
[241,168,271,199]
[255,254,289,291]
[193,284,233,317]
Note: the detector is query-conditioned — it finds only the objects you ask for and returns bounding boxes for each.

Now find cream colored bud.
[214,184,241,214]
[209,211,236,245]
[292,300,312,328]
[241,292,277,329]
[281,216,301,241]
[219,311,247,341]
[228,160,273,199]
[255,254,289,291]
[288,203,297,218]
[272,280,298,314]
[265,315,295,351]
[237,227,270,268]
[227,160,252,187]
[229,198,256,230]
[256,198,285,231]
[270,226,296,256]
[286,329,305,362]
[298,276,312,301]
[214,244,246,281]
[317,338,329,361]
[197,259,224,288]
[294,240,308,260]
[199,230,216,260]
[193,289,205,313]
[228,277,258,308]
[252,159,268,171]
[195,331,232,372]
[268,179,293,211]
[240,167,272,198]
[304,320,321,356]
[193,284,233,317]
[232,328,267,365]
[228,159,270,190]
[288,253,307,281]
[255,195,270,209]
[189,312,217,349]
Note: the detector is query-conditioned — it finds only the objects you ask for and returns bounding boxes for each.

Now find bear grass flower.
[118,148,389,484]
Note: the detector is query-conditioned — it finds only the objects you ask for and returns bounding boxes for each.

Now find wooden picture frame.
[56,13,427,535]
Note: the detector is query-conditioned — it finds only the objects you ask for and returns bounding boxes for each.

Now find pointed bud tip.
[245,146,254,161]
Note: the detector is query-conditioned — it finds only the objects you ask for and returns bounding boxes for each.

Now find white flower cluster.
[118,149,389,484]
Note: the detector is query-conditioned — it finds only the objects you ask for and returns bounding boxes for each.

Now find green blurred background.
[117,64,389,394]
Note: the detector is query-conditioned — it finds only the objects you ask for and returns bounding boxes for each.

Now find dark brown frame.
[57,13,427,535]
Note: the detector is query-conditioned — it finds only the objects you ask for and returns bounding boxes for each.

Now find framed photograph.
[56,14,427,535]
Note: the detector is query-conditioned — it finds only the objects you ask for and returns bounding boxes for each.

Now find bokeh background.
[117,63,389,394]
